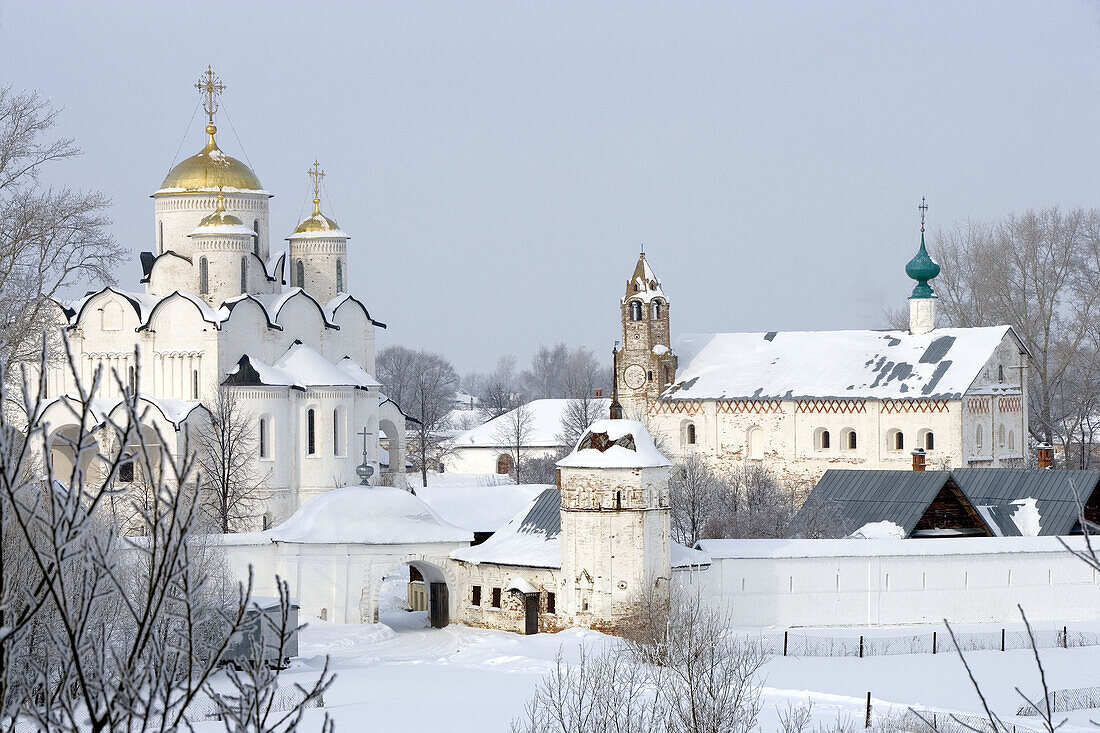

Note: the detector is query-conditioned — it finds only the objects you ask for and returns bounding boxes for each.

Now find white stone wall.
[443,445,561,475]
[683,538,1100,627]
[452,563,563,633]
[288,236,347,304]
[154,192,270,260]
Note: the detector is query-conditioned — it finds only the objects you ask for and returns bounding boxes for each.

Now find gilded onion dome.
[291,197,348,237]
[159,124,264,193]
[189,193,257,237]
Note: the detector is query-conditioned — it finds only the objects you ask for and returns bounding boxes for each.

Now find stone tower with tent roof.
[557,418,673,630]
[616,253,678,418]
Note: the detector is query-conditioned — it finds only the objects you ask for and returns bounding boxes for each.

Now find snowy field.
[192,570,1100,732]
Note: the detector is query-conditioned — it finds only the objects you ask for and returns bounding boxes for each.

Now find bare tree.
[378,345,460,486]
[708,463,799,539]
[494,402,535,484]
[0,86,124,405]
[521,343,608,400]
[194,385,268,533]
[557,394,606,452]
[0,342,331,731]
[669,454,723,546]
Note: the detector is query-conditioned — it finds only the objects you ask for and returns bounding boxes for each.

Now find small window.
[240,256,247,292]
[615,490,622,509]
[998,365,1005,383]
[817,429,830,450]
[685,422,697,445]
[1008,430,1015,451]
[253,220,260,256]
[647,370,653,382]
[158,221,164,253]
[472,586,482,607]
[119,459,134,483]
[998,424,1005,447]
[652,300,662,319]
[199,257,209,294]
[976,425,984,450]
[888,430,904,451]
[629,300,642,321]
[842,429,857,450]
[491,587,502,609]
[262,514,271,531]
[546,592,556,614]
[307,408,316,455]
[333,408,343,456]
[924,431,935,451]
[259,417,269,459]
[192,370,199,400]
[336,259,343,293]
[295,260,305,289]
[127,366,136,394]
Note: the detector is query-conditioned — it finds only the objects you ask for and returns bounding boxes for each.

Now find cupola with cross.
[287,161,350,304]
[616,251,677,417]
[907,197,941,335]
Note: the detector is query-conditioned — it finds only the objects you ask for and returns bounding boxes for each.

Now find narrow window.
[847,430,857,450]
[546,592,556,614]
[1008,430,1015,451]
[127,365,135,394]
[259,417,268,458]
[192,370,199,399]
[119,459,134,483]
[472,586,482,606]
[307,408,316,455]
[925,431,935,451]
[336,259,343,293]
[199,257,209,294]
[686,423,696,445]
[296,260,305,289]
[253,220,260,256]
[976,425,984,450]
[652,300,662,319]
[491,587,502,609]
[262,514,270,530]
[240,256,247,292]
[615,490,622,509]
[647,370,653,381]
[998,424,1005,447]
[998,365,1005,383]
[820,430,830,449]
[895,431,904,451]
[333,408,342,456]
[158,221,163,253]
[630,300,642,321]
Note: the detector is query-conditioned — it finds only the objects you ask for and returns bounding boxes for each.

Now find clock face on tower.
[623,364,646,390]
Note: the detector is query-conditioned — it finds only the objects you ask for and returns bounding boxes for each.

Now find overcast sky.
[2,1,1098,374]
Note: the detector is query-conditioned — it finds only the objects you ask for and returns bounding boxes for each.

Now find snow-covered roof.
[695,535,1095,559]
[452,398,611,448]
[225,341,379,390]
[557,418,672,469]
[257,486,472,545]
[666,326,1018,401]
[672,541,711,569]
[623,253,666,303]
[416,483,546,533]
[47,394,207,429]
[452,488,562,568]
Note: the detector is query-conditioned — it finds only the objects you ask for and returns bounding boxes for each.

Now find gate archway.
[370,556,456,629]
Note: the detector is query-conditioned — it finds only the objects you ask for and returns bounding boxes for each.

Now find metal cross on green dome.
[905,196,940,299]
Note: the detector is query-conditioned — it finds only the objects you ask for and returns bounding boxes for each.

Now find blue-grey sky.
[2,1,1098,374]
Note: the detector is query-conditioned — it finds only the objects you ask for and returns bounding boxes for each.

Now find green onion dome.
[905,231,941,299]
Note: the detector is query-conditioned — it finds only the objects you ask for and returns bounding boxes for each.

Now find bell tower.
[616,252,677,417]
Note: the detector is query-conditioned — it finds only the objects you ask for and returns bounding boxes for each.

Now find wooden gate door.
[429,582,449,628]
[523,593,539,635]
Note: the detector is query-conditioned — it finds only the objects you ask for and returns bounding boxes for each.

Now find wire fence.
[900,709,1041,733]
[183,686,324,722]
[1017,685,1100,716]
[747,626,1100,659]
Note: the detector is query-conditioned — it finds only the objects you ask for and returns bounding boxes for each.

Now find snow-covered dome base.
[557,418,671,469]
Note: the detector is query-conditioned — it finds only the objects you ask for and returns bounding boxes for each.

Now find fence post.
[1063,626,1068,648]
[859,635,864,658]
[932,630,936,654]
[1001,628,1005,652]
[865,691,871,728]
[784,630,788,656]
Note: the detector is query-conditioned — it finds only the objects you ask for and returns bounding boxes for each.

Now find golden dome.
[197,193,244,227]
[158,125,263,192]
[293,198,344,235]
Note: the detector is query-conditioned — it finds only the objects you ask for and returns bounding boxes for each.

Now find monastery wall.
[454,564,564,633]
[684,537,1100,627]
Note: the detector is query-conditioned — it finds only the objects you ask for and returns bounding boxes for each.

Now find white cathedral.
[613,216,1032,483]
[39,70,406,528]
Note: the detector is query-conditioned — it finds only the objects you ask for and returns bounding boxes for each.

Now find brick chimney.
[911,447,926,471]
[1037,442,1053,469]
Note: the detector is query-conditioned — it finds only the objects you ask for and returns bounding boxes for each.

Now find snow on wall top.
[259,486,472,545]
[695,535,1092,560]
[226,341,379,389]
[557,418,672,469]
[665,326,1014,401]
[452,398,610,448]
[452,488,562,568]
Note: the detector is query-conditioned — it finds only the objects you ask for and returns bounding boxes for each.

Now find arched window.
[687,423,696,444]
[629,300,642,321]
[158,221,163,253]
[333,407,344,456]
[652,300,662,319]
[259,417,269,459]
[496,453,514,475]
[336,260,343,293]
[747,426,763,459]
[815,429,830,450]
[887,429,904,451]
[925,431,935,451]
[295,260,305,289]
[262,514,271,531]
[253,220,260,256]
[199,257,209,294]
[101,301,123,331]
[192,370,199,399]
[240,257,247,292]
[976,425,984,450]
[998,424,1006,447]
[998,365,1005,383]
[841,428,857,450]
[127,365,135,394]
[119,459,134,483]
[307,408,316,455]
[681,420,696,446]
[1008,430,1015,451]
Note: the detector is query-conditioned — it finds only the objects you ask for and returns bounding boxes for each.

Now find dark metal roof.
[952,468,1100,536]
[518,488,561,538]
[789,470,953,537]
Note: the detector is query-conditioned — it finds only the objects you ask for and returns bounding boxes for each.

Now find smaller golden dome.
[197,193,245,228]
[293,198,344,235]
[158,125,264,193]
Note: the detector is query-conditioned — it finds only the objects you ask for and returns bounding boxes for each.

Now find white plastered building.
[40,106,406,528]
[613,228,1032,484]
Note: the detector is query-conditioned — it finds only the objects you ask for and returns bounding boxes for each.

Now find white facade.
[613,253,1031,484]
[41,108,406,529]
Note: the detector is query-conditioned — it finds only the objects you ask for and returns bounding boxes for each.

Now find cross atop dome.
[308,160,326,203]
[195,65,226,127]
